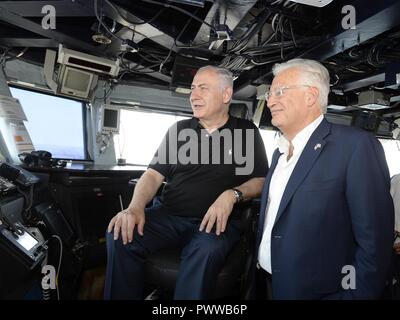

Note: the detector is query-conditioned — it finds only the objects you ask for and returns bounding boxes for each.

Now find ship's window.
[114,109,189,165]
[10,87,87,160]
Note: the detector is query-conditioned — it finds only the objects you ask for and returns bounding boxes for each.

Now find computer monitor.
[171,55,209,89]
[101,105,121,134]
[60,66,95,98]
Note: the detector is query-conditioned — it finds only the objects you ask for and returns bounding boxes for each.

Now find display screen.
[103,109,118,128]
[17,231,38,251]
[64,68,91,91]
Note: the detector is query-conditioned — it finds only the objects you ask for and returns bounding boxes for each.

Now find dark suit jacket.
[255,118,394,299]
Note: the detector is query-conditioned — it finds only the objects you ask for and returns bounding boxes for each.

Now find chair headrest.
[229,103,248,119]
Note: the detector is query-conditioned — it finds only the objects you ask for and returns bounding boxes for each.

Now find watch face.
[233,189,242,202]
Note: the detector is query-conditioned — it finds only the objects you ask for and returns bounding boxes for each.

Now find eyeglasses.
[265,85,312,100]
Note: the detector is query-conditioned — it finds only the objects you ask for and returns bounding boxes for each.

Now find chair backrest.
[144,203,257,299]
[229,103,249,119]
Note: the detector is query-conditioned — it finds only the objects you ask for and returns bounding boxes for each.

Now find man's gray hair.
[197,65,233,90]
[272,58,330,113]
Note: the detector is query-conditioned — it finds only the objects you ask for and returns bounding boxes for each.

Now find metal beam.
[0,1,93,17]
[235,0,400,92]
[1,0,187,51]
[301,0,400,61]
[0,38,58,48]
[0,0,94,17]
[339,73,385,92]
[80,0,176,83]
[0,6,105,55]
[0,1,173,83]
[338,62,400,92]
[233,84,257,100]
[79,0,183,51]
[121,59,171,83]
[193,0,257,46]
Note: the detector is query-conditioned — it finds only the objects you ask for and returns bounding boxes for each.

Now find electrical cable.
[138,0,217,33]
[158,7,200,72]
[41,234,63,300]
[94,0,125,43]
[5,47,29,62]
[52,235,63,301]
[104,0,166,25]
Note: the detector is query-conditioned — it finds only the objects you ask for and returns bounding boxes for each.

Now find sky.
[10,87,85,159]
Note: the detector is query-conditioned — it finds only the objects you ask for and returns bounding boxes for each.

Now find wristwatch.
[232,188,244,203]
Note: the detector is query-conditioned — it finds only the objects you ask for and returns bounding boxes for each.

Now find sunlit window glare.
[10,87,86,160]
[114,109,189,166]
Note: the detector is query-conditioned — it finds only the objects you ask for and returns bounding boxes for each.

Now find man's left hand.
[199,190,236,236]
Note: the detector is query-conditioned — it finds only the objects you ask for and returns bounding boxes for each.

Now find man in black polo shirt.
[104,65,268,299]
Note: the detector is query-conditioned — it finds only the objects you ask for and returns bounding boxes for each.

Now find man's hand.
[199,190,236,236]
[394,242,400,255]
[107,207,145,245]
[394,231,400,255]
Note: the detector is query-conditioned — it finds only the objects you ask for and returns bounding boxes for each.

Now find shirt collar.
[190,115,236,130]
[277,114,324,156]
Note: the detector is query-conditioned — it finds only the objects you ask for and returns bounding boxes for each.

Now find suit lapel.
[273,119,331,225]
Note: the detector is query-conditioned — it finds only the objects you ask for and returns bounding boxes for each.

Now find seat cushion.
[145,239,247,299]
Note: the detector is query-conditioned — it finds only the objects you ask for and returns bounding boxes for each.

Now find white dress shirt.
[391,174,400,235]
[258,115,324,273]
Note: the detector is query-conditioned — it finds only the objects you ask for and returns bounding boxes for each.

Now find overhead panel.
[193,0,258,47]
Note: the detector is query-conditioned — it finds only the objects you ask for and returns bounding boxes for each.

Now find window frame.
[115,106,192,166]
[9,85,91,161]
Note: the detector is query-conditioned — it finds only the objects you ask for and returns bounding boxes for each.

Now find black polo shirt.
[148,116,268,218]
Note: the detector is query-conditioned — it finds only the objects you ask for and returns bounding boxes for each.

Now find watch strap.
[232,188,243,203]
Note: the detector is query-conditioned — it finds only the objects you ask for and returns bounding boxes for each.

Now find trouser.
[256,266,273,300]
[104,202,241,300]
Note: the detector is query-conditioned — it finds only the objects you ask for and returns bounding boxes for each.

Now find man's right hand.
[394,242,400,255]
[394,231,400,255]
[107,207,145,245]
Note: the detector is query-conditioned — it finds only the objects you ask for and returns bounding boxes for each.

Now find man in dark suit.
[255,58,394,299]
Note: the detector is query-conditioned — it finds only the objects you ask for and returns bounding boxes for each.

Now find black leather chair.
[143,202,257,299]
[229,103,249,119]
